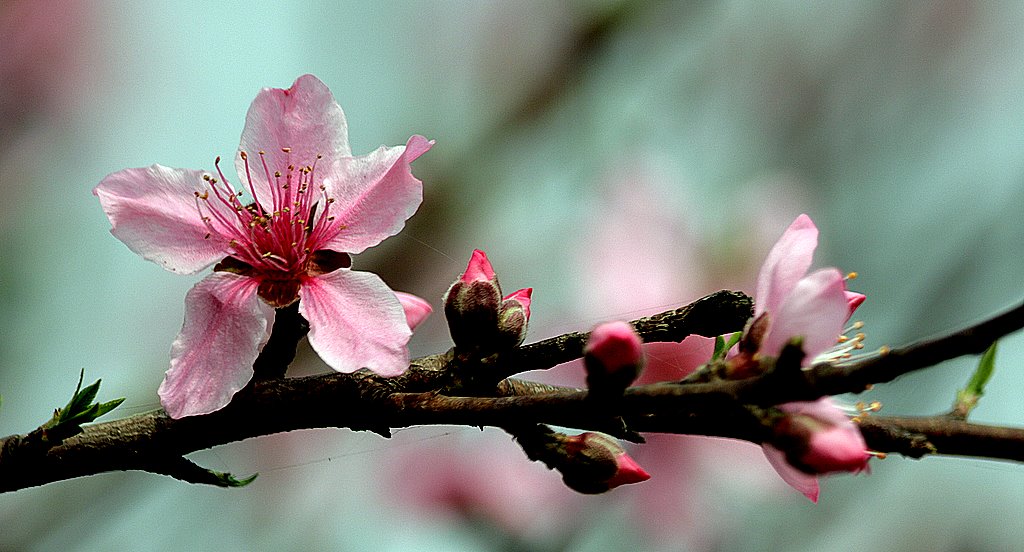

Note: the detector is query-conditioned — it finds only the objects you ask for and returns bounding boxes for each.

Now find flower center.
[195,148,347,307]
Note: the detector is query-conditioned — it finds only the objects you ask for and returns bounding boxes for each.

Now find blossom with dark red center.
[95,74,432,418]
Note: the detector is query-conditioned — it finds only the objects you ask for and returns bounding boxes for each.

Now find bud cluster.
[443,249,532,353]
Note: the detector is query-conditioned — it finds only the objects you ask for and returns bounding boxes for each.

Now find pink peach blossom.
[748,214,869,501]
[752,214,850,362]
[95,74,432,418]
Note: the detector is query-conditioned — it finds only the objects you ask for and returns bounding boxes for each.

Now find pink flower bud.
[395,292,432,331]
[584,321,644,398]
[444,250,533,352]
[503,288,532,319]
[773,398,870,475]
[559,432,650,494]
[496,288,533,348]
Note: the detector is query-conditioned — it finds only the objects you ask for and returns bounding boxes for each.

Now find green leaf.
[712,332,741,361]
[40,370,125,437]
[212,471,259,487]
[952,341,998,419]
[68,380,102,417]
[93,398,126,419]
[966,341,997,397]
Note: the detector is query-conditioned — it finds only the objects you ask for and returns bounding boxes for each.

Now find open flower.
[745,213,869,501]
[94,74,432,418]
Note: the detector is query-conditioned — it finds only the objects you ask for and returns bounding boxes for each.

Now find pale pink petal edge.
[754,214,818,317]
[320,135,433,254]
[763,444,820,502]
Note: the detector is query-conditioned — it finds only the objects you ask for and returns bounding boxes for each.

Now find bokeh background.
[2,1,1023,550]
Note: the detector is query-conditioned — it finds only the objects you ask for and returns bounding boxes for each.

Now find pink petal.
[234,74,351,206]
[844,290,866,319]
[395,291,433,331]
[763,444,820,502]
[777,397,850,426]
[94,164,231,274]
[640,336,715,383]
[158,273,274,418]
[320,135,433,254]
[762,268,848,361]
[754,214,818,317]
[299,269,412,376]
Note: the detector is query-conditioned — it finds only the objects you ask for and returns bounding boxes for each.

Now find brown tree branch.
[2,293,1023,493]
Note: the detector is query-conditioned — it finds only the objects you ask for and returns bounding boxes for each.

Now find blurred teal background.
[2,1,1023,550]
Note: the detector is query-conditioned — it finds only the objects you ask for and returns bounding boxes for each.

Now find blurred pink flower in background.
[385,429,586,541]
[0,0,96,148]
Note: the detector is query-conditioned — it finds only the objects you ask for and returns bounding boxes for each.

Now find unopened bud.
[496,288,533,348]
[771,398,870,475]
[395,292,432,331]
[584,321,644,399]
[558,432,650,494]
[443,250,503,349]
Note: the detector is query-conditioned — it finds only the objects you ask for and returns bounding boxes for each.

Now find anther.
[846,272,858,280]
[240,151,248,160]
[879,345,891,356]
[281,147,291,153]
